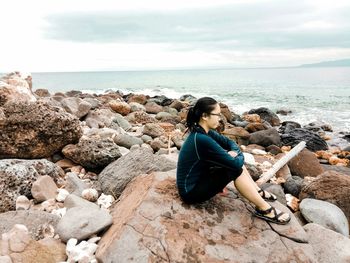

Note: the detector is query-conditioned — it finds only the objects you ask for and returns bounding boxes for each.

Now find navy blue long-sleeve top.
[176,125,244,196]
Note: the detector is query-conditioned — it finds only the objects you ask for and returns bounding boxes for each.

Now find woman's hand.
[228,151,238,158]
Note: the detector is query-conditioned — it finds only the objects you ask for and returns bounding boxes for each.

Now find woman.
[176,97,290,225]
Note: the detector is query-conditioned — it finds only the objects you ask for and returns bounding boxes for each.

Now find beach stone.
[169,99,185,111]
[144,101,163,114]
[242,113,261,123]
[281,128,328,152]
[279,121,302,134]
[245,122,268,133]
[126,110,156,124]
[84,108,120,129]
[65,172,89,196]
[223,127,250,145]
[150,136,171,151]
[112,113,132,131]
[0,72,36,106]
[180,94,196,104]
[62,137,122,170]
[0,159,64,213]
[143,123,165,138]
[60,97,92,119]
[300,198,349,236]
[109,100,131,116]
[288,149,324,178]
[129,102,146,112]
[98,147,176,198]
[266,145,282,155]
[16,196,30,210]
[320,164,350,176]
[38,237,67,262]
[127,94,148,105]
[141,134,153,143]
[64,194,100,210]
[155,111,172,120]
[248,107,280,126]
[34,88,50,97]
[96,170,316,263]
[304,223,350,263]
[83,97,100,109]
[31,176,58,202]
[0,210,60,241]
[0,101,82,159]
[300,171,350,224]
[148,95,172,106]
[56,206,112,242]
[158,122,175,133]
[0,256,12,263]
[283,176,303,197]
[249,128,281,147]
[113,133,143,149]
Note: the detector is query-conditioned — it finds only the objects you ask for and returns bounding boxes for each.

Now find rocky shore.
[1,71,350,263]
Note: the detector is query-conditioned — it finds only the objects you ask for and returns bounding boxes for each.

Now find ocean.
[24,67,350,133]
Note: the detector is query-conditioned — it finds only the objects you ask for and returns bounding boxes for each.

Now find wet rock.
[304,223,350,263]
[0,159,64,212]
[148,95,173,106]
[281,128,328,152]
[0,101,82,158]
[300,198,349,236]
[288,149,324,178]
[249,128,281,147]
[143,123,165,138]
[300,171,350,224]
[96,170,316,262]
[0,211,60,240]
[61,97,92,119]
[98,147,176,198]
[279,121,301,134]
[62,137,122,170]
[248,107,280,126]
[56,206,112,242]
[31,176,58,202]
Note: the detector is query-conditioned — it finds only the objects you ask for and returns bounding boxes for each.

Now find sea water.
[28,67,350,132]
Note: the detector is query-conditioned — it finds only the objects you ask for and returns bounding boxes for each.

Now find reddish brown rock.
[144,101,163,114]
[300,171,350,224]
[0,101,82,158]
[222,127,250,145]
[242,113,261,123]
[219,103,233,122]
[169,99,186,111]
[109,100,131,116]
[127,94,148,105]
[158,122,175,133]
[288,149,324,178]
[246,122,268,133]
[126,110,156,124]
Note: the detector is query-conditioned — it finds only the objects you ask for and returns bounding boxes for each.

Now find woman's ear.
[201,112,209,121]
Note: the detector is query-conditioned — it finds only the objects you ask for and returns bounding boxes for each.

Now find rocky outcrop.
[62,136,122,170]
[0,101,82,158]
[300,171,350,224]
[96,170,319,262]
[0,159,64,212]
[281,128,328,152]
[288,149,324,178]
[98,147,176,198]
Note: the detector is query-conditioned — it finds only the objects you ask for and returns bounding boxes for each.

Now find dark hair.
[186,97,218,131]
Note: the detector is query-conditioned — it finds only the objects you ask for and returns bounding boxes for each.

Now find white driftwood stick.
[168,134,172,154]
[256,141,306,185]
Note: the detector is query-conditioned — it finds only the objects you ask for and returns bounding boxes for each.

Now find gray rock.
[84,108,120,129]
[304,223,350,263]
[0,210,60,240]
[113,134,143,149]
[62,137,122,170]
[141,134,152,143]
[98,147,176,198]
[142,123,165,138]
[64,194,100,210]
[113,113,132,131]
[65,172,89,196]
[281,128,328,152]
[61,97,92,119]
[300,198,349,236]
[262,184,287,206]
[56,207,112,242]
[129,102,146,112]
[0,159,64,212]
[249,128,281,147]
[155,111,173,120]
[83,98,100,109]
[283,176,304,197]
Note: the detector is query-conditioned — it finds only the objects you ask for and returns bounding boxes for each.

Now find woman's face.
[205,103,221,129]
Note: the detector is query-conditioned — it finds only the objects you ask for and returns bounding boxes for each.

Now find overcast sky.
[1,0,350,72]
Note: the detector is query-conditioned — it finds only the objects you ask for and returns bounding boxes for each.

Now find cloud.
[43,1,350,51]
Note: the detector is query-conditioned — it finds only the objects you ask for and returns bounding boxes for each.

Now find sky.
[1,0,350,72]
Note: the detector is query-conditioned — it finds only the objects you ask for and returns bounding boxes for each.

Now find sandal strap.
[256,206,273,215]
[269,207,287,220]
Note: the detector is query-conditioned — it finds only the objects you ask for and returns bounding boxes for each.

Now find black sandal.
[258,189,277,201]
[254,206,291,225]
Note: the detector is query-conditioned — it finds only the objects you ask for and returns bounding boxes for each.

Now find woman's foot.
[254,206,291,225]
[258,189,277,201]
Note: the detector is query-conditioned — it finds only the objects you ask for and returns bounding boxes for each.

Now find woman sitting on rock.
[176,97,291,225]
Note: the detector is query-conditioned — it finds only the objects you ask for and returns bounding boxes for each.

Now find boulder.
[0,101,82,158]
[245,122,268,133]
[222,127,250,145]
[62,137,122,170]
[249,128,281,147]
[179,94,196,104]
[300,171,350,224]
[60,97,92,119]
[126,110,156,124]
[148,95,173,106]
[109,100,131,116]
[56,206,112,242]
[127,94,148,105]
[31,176,58,202]
[113,134,143,149]
[129,102,146,112]
[98,147,176,198]
[283,176,303,197]
[0,210,60,240]
[248,107,280,126]
[84,108,120,129]
[0,159,64,212]
[144,101,163,114]
[279,121,302,134]
[143,123,165,138]
[304,223,350,263]
[0,72,36,106]
[300,198,349,236]
[281,128,328,152]
[96,170,317,262]
[288,149,324,178]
